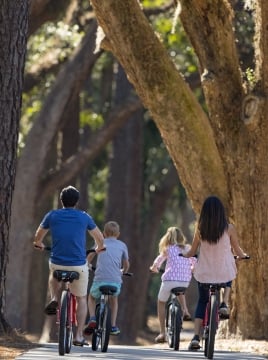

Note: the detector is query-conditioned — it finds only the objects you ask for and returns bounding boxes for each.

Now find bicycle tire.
[100,304,111,352]
[92,304,100,351]
[65,294,73,354]
[59,290,68,356]
[166,302,174,348]
[173,305,182,351]
[207,294,217,359]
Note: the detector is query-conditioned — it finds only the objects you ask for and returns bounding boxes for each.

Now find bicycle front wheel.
[166,302,174,348]
[59,290,68,356]
[92,304,100,351]
[100,304,111,352]
[207,294,217,359]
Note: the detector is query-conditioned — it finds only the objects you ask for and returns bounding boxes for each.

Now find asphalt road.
[15,343,267,360]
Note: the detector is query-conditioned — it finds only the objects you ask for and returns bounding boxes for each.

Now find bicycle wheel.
[173,305,182,351]
[100,304,111,352]
[59,290,68,356]
[92,304,100,351]
[65,294,74,354]
[207,294,217,359]
[166,302,174,348]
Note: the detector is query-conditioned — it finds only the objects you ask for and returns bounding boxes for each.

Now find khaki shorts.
[49,262,88,297]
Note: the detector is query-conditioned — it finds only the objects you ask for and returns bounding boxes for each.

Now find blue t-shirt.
[41,208,97,266]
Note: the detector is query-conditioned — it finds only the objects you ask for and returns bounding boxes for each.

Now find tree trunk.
[0,0,29,333]
[90,0,268,338]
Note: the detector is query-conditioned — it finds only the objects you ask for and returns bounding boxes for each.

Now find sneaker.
[219,302,229,315]
[84,318,97,335]
[155,334,165,343]
[188,335,201,350]
[44,300,58,315]
[110,326,120,335]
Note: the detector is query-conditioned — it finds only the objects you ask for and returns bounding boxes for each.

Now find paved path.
[16,343,267,360]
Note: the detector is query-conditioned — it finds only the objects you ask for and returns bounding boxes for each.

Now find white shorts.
[49,262,89,297]
[158,281,190,302]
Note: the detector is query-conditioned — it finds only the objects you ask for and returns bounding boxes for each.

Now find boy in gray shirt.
[84,221,129,335]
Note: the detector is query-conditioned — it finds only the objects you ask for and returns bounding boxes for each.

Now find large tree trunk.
[90,0,268,338]
[0,0,29,332]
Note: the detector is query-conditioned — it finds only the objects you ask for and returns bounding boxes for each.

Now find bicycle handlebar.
[179,253,250,260]
[34,245,106,254]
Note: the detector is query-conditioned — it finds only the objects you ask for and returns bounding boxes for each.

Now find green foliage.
[80,109,104,130]
[142,0,167,7]
[26,22,83,71]
[150,13,198,77]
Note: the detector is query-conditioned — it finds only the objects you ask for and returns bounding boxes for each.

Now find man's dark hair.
[60,186,79,207]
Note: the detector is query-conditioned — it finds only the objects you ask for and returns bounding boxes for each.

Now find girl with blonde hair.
[150,227,196,343]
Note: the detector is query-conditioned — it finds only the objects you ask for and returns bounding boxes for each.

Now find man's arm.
[33,226,48,250]
[88,226,105,251]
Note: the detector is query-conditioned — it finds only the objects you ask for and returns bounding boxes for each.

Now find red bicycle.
[53,268,79,356]
[202,255,250,359]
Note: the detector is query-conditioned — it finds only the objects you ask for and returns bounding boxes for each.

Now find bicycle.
[35,246,98,356]
[201,255,250,359]
[53,268,79,356]
[150,268,187,351]
[91,272,133,353]
[165,286,187,351]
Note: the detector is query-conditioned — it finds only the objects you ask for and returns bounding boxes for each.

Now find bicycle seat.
[99,285,117,295]
[53,270,80,282]
[171,287,187,295]
[201,283,226,290]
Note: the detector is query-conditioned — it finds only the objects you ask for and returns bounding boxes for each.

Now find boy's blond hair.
[104,221,120,237]
[159,226,186,254]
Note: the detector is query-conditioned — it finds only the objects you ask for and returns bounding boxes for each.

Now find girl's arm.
[150,252,167,271]
[228,224,247,258]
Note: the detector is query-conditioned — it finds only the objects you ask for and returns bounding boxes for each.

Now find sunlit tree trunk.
[90,0,268,338]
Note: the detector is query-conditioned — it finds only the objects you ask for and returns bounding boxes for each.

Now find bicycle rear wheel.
[92,304,100,351]
[207,294,217,359]
[59,290,68,356]
[173,306,182,351]
[166,302,174,348]
[65,294,74,354]
[100,304,111,352]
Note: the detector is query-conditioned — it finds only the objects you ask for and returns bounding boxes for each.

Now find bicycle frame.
[56,288,77,326]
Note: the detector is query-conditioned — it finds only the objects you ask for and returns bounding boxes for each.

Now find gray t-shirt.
[94,237,129,283]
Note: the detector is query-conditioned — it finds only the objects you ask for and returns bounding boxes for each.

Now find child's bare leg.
[222,286,231,306]
[178,294,190,316]
[109,296,118,327]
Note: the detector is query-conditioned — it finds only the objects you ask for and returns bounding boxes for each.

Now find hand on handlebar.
[33,242,45,250]
[234,255,250,260]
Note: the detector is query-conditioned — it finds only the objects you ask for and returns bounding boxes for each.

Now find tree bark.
[90,0,268,338]
[0,0,29,333]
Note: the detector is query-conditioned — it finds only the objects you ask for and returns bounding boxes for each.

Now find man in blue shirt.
[34,185,104,346]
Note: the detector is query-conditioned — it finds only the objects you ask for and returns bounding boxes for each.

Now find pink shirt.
[194,231,237,283]
[153,244,196,282]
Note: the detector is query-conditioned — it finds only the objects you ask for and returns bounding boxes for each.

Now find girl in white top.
[185,196,248,350]
[150,227,196,343]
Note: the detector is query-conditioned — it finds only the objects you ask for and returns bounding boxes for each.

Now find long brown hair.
[198,196,228,244]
